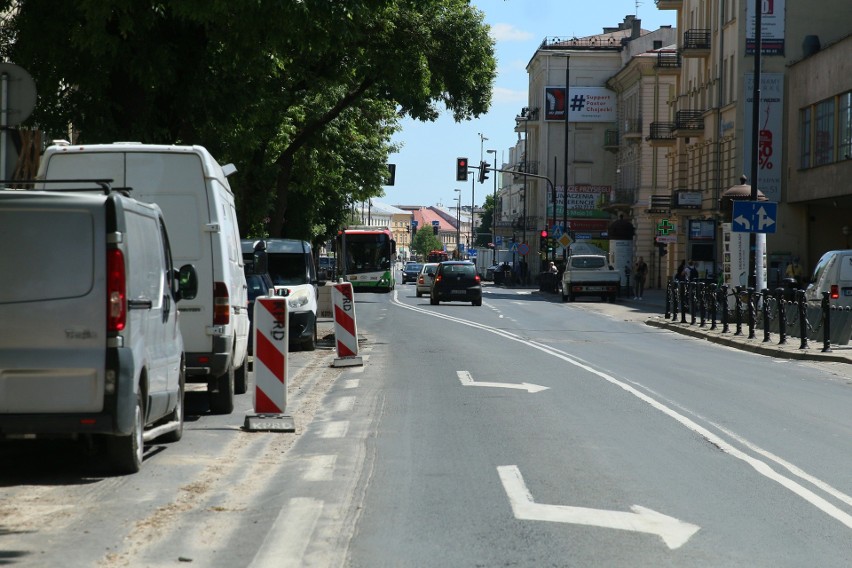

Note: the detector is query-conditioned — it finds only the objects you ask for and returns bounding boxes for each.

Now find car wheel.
[160,369,185,443]
[473,298,482,306]
[430,296,438,305]
[561,293,568,302]
[569,293,576,302]
[416,290,422,297]
[234,357,248,395]
[302,315,317,352]
[208,364,235,415]
[107,390,144,474]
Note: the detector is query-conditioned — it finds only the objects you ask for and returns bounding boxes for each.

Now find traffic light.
[478,160,489,184]
[432,224,439,235]
[456,157,468,182]
[539,229,548,252]
[657,242,668,256]
[386,163,396,186]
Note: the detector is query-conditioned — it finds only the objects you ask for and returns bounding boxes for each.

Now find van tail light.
[107,249,127,332]
[435,275,442,284]
[418,275,424,284]
[474,274,481,283]
[213,281,230,325]
[830,284,840,300]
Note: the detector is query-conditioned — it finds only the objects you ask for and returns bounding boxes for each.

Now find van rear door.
[0,194,107,413]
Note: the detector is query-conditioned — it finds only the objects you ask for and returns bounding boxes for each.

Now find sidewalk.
[630,288,852,365]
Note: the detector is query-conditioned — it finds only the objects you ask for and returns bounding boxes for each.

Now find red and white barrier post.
[244,296,295,432]
[332,282,363,367]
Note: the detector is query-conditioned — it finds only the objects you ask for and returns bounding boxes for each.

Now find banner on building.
[547,185,612,219]
[544,87,616,122]
[746,0,785,55]
[743,73,783,202]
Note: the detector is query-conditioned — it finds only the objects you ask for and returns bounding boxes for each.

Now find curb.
[645,317,852,364]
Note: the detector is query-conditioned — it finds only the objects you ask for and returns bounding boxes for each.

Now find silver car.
[416,263,440,297]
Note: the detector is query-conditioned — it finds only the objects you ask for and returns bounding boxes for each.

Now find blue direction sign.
[732,201,777,233]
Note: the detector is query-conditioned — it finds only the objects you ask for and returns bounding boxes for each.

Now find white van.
[38,142,250,414]
[0,183,198,473]
[805,250,852,308]
[242,239,323,351]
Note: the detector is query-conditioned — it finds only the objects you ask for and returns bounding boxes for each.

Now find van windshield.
[268,254,309,286]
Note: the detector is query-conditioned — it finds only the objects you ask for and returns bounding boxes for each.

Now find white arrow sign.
[734,214,751,230]
[456,371,548,393]
[756,206,775,231]
[497,465,700,550]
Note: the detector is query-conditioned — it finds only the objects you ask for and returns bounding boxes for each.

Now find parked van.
[0,183,198,473]
[242,239,323,351]
[38,142,250,414]
[805,250,852,308]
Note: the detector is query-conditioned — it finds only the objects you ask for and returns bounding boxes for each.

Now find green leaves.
[6,0,495,244]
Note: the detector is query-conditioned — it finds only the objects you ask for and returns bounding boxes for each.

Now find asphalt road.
[3,282,852,567]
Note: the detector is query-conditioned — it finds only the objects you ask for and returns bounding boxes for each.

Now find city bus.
[336,226,396,292]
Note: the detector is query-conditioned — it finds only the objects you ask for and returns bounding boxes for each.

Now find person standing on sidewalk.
[633,256,648,299]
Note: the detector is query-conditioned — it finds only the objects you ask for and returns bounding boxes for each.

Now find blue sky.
[384,0,677,208]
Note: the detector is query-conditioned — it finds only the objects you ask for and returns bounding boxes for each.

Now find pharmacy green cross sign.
[657,219,675,235]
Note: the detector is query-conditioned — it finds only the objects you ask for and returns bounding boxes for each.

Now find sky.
[384,0,677,209]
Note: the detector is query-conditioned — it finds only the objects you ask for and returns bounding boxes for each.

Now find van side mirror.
[174,264,199,302]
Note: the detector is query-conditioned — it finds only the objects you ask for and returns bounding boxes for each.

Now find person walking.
[633,256,648,299]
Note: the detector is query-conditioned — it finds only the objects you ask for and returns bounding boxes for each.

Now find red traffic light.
[540,229,548,238]
[456,157,469,182]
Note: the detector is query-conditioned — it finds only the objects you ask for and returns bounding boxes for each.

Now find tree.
[411,229,443,259]
[2,0,496,243]
[476,194,495,247]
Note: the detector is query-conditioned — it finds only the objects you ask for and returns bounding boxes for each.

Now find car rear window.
[444,264,476,276]
[570,257,606,269]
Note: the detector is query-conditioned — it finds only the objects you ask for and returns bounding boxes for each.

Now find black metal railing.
[648,122,675,140]
[656,50,681,68]
[675,110,704,131]
[682,29,711,51]
[664,281,852,351]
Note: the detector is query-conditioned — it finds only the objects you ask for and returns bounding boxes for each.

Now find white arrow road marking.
[456,370,549,393]
[497,465,700,550]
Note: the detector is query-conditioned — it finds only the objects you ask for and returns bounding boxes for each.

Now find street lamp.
[454,188,462,256]
[487,148,497,265]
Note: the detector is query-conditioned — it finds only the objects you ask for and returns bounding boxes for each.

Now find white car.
[416,263,439,297]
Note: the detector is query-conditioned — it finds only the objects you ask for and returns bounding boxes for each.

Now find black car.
[401,262,423,283]
[430,261,482,306]
[246,271,275,354]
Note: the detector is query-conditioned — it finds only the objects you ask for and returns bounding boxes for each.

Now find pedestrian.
[548,261,558,274]
[675,260,687,281]
[786,257,805,288]
[688,260,699,280]
[633,256,648,299]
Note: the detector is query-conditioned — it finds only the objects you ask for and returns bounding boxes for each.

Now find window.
[840,92,852,160]
[800,107,812,169]
[815,98,835,166]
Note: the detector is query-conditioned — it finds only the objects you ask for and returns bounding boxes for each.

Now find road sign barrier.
[245,296,295,432]
[332,282,363,367]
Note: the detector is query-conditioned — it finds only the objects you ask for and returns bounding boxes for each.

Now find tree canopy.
[0,0,496,245]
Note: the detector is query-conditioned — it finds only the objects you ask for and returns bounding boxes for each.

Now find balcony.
[654,0,682,9]
[622,118,643,141]
[604,129,619,152]
[512,160,539,180]
[674,110,704,136]
[681,29,711,58]
[655,50,681,69]
[647,122,676,145]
